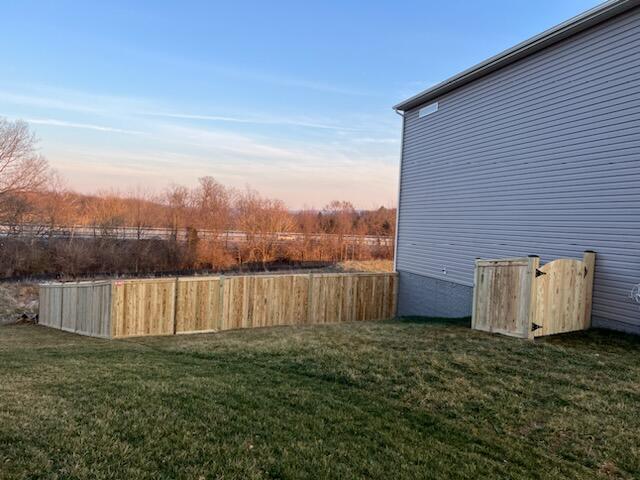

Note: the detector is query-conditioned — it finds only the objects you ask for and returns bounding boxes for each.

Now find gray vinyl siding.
[396,6,640,332]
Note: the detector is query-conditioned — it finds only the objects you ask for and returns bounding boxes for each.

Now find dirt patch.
[0,283,38,325]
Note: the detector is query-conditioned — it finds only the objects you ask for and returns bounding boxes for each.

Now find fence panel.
[175,277,222,334]
[61,286,79,332]
[111,279,176,337]
[39,282,111,337]
[308,273,397,324]
[533,252,595,337]
[85,283,111,337]
[472,258,537,338]
[217,275,305,330]
[39,286,62,328]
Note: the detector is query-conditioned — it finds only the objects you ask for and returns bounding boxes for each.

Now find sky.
[0,0,602,209]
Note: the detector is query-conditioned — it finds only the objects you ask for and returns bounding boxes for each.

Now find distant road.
[0,224,393,247]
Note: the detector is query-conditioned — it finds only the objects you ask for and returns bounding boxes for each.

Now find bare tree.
[87,189,127,235]
[321,201,357,261]
[236,188,295,267]
[0,194,32,230]
[192,176,232,234]
[0,118,49,197]
[125,187,157,239]
[39,172,75,236]
[164,184,191,238]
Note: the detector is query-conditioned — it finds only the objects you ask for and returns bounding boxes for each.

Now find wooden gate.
[472,251,595,338]
[531,255,595,337]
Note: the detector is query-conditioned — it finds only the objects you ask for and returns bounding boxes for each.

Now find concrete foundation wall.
[397,271,473,318]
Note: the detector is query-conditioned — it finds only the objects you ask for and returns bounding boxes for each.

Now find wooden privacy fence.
[39,272,397,339]
[39,281,112,337]
[471,251,595,338]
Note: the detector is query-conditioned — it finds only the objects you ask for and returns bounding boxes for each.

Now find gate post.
[525,255,540,339]
[582,251,596,329]
[471,258,481,331]
[172,277,179,335]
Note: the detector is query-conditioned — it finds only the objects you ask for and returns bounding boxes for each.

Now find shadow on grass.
[540,327,640,351]
[395,317,640,351]
[395,316,471,327]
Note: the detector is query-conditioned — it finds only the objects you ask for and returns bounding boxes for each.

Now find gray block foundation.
[397,271,473,318]
[592,317,640,336]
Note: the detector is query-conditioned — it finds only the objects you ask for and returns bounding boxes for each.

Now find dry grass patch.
[0,282,38,325]
[331,260,393,272]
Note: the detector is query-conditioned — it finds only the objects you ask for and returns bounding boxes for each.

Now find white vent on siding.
[418,102,438,118]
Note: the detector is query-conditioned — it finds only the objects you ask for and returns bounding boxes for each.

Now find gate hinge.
[531,322,542,332]
[535,269,546,277]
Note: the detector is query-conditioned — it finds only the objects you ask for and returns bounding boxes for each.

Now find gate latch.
[531,322,542,332]
[535,269,546,277]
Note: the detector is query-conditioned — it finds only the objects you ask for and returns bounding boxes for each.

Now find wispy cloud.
[0,92,102,114]
[154,123,331,164]
[352,137,398,144]
[139,111,358,131]
[0,87,151,116]
[0,85,366,133]
[24,117,142,135]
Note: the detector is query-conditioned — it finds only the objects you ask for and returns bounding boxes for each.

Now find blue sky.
[0,0,602,208]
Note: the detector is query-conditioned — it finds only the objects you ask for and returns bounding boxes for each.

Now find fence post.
[392,272,399,318]
[582,251,596,328]
[471,258,481,330]
[172,277,179,335]
[219,275,225,331]
[307,273,314,324]
[525,255,540,339]
[59,284,64,329]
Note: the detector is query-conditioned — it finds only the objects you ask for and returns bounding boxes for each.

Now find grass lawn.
[1,319,639,479]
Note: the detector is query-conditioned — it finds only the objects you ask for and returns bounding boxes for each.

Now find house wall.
[396,6,640,333]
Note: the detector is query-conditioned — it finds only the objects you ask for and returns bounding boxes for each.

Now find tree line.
[0,117,395,278]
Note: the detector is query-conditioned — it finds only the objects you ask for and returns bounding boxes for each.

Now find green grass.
[1,318,639,479]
